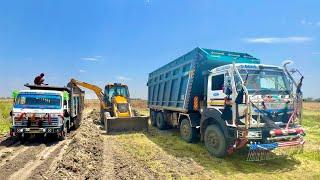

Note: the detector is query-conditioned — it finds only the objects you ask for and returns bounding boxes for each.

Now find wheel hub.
[182,123,190,137]
[207,132,219,148]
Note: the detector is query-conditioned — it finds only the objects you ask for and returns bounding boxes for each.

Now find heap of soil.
[53,113,103,179]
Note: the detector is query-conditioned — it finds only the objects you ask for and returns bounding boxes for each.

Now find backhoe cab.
[104,83,132,118]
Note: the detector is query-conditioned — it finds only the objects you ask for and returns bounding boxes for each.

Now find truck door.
[207,73,226,108]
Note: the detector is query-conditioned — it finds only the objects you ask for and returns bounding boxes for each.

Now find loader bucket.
[104,116,149,134]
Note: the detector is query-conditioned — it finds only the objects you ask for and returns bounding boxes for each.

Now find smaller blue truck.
[10,83,85,141]
[147,47,305,160]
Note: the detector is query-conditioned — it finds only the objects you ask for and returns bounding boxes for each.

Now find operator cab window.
[211,74,224,91]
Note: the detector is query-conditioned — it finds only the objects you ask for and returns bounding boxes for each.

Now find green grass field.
[0,99,12,135]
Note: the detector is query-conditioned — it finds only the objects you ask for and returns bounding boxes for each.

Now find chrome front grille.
[14,117,59,127]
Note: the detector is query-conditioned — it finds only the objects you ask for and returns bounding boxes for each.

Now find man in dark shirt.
[34,73,47,85]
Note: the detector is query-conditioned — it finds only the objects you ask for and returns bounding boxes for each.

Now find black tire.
[204,124,227,158]
[100,111,105,125]
[156,112,166,130]
[74,114,81,130]
[150,110,157,127]
[17,134,28,143]
[180,118,198,143]
[66,121,71,133]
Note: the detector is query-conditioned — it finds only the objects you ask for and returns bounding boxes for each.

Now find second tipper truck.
[147,47,305,161]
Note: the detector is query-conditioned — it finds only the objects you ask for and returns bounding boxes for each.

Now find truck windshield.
[238,69,290,95]
[14,93,62,109]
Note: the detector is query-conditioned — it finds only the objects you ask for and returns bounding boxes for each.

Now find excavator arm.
[70,79,106,109]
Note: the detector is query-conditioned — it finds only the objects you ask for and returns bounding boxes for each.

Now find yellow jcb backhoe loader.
[70,79,148,133]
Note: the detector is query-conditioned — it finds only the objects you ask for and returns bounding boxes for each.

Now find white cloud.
[79,69,86,73]
[301,19,320,26]
[81,56,104,62]
[244,36,313,44]
[81,57,99,62]
[116,76,132,81]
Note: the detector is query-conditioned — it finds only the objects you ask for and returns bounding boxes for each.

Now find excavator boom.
[70,79,106,109]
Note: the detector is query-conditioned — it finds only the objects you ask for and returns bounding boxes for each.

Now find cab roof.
[19,89,63,95]
[24,84,71,92]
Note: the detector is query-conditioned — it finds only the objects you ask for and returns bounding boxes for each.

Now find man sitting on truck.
[34,73,48,86]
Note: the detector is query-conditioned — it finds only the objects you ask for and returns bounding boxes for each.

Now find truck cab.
[10,84,84,141]
[202,63,304,159]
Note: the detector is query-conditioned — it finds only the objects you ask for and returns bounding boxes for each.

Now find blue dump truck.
[147,47,305,161]
[10,83,85,141]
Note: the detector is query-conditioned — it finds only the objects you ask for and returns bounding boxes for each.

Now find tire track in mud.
[0,143,46,179]
[0,145,29,168]
[30,137,74,180]
[8,141,65,180]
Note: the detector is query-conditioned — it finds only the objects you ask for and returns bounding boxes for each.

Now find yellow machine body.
[70,79,148,133]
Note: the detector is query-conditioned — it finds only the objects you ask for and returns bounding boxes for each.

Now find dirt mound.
[52,114,104,179]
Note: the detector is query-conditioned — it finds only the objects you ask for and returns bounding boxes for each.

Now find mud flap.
[104,116,149,134]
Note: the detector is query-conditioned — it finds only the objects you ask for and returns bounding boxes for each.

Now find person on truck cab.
[34,73,47,86]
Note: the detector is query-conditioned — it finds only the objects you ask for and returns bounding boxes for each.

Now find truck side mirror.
[235,88,244,104]
[10,111,13,117]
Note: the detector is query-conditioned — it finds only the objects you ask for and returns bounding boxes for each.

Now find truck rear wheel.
[150,110,157,127]
[180,118,197,143]
[156,112,166,130]
[204,125,227,158]
[100,111,105,125]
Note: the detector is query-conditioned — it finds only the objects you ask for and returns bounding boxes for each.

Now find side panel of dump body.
[67,82,85,129]
[147,47,260,113]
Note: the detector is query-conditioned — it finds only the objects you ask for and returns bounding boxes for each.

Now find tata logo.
[213,92,220,96]
[239,65,258,69]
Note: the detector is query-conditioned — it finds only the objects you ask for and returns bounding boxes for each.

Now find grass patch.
[0,99,12,135]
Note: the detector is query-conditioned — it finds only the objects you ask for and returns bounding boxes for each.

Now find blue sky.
[0,0,319,99]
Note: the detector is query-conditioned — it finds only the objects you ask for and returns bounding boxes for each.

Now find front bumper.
[11,126,62,134]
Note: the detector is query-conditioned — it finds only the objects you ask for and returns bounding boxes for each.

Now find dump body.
[147,47,260,112]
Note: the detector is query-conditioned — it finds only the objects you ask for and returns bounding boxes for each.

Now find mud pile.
[53,113,103,179]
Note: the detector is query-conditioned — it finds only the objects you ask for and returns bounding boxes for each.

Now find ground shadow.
[144,126,301,175]
[0,135,60,149]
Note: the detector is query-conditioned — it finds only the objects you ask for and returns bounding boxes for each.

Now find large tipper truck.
[147,47,305,161]
[10,84,85,141]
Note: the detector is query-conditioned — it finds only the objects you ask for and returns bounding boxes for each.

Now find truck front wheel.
[180,118,197,143]
[17,134,29,143]
[156,112,166,130]
[204,125,227,158]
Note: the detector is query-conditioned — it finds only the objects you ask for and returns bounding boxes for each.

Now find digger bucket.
[104,116,149,134]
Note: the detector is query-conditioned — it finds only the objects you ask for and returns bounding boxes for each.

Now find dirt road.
[0,109,206,180]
